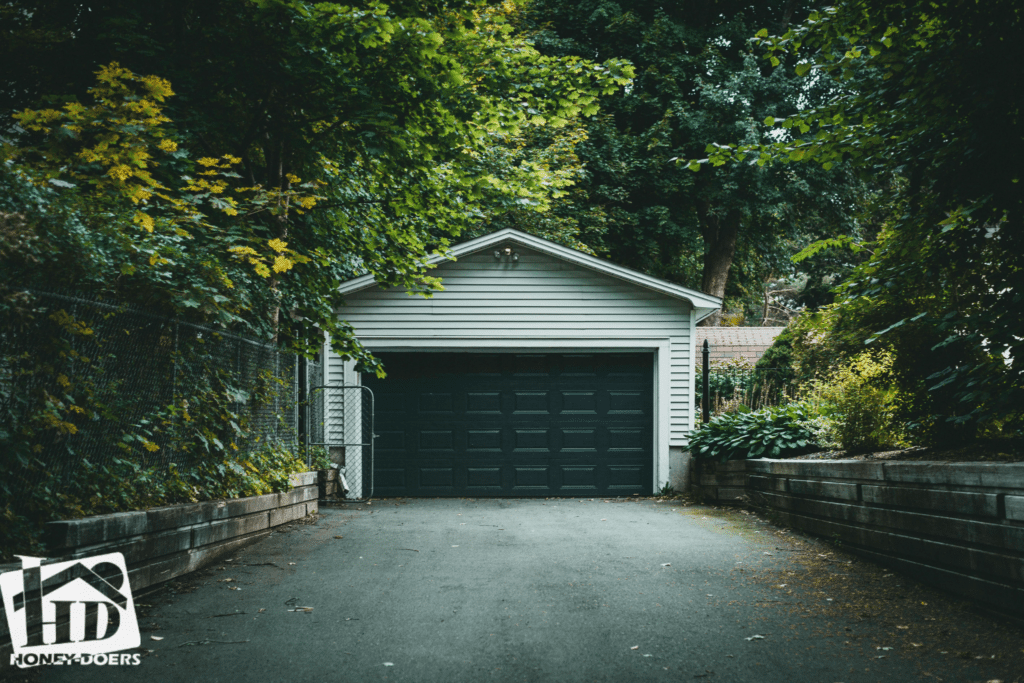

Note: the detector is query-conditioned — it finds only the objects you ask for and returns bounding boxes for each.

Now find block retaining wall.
[694,459,1024,615]
[1,472,318,647]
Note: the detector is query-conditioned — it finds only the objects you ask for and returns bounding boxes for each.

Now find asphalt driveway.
[34,498,1024,683]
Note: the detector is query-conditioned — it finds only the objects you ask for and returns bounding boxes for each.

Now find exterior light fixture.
[494,245,519,262]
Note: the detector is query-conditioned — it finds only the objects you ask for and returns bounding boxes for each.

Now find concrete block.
[319,469,339,483]
[787,478,860,501]
[131,531,271,592]
[289,471,317,487]
[307,500,318,516]
[66,528,193,566]
[759,491,1024,552]
[1007,496,1024,522]
[748,475,787,493]
[668,447,692,492]
[721,460,748,472]
[270,503,305,527]
[883,462,1024,489]
[146,503,212,533]
[192,512,271,548]
[758,460,884,480]
[765,506,1024,583]
[848,546,1024,617]
[46,511,149,549]
[862,485,999,517]
[700,473,746,488]
[215,493,281,520]
[718,488,746,502]
[697,486,718,502]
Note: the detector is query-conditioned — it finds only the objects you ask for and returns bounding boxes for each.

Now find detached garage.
[324,228,721,498]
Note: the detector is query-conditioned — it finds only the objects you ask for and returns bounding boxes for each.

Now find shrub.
[700,357,798,415]
[1,442,308,562]
[690,402,819,462]
[806,350,911,452]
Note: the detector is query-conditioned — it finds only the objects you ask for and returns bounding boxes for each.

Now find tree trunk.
[698,207,742,327]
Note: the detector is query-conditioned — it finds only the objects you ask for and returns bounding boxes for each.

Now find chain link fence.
[0,290,307,503]
[306,385,374,500]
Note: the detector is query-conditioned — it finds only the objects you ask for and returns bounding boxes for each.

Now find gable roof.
[696,326,787,362]
[337,228,723,322]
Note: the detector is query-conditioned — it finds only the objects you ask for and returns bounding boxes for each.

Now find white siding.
[336,246,694,446]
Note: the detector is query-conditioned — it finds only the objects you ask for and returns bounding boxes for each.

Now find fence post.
[702,339,710,424]
[172,321,179,450]
[297,354,308,461]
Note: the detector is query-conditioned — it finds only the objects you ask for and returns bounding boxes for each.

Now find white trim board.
[337,228,722,323]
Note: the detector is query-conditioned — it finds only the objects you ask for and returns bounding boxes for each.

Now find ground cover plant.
[690,401,818,462]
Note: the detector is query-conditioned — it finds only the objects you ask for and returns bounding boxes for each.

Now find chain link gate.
[305,385,375,501]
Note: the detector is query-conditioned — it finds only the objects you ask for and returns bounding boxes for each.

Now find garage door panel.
[365,352,653,497]
[467,392,501,413]
[418,467,455,488]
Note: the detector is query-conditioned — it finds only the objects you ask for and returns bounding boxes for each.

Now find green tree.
[521,0,865,324]
[1,0,633,368]
[699,0,1023,440]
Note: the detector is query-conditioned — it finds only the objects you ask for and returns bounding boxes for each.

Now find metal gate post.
[305,385,375,501]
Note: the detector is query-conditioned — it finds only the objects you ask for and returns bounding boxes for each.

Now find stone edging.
[1,472,318,648]
[693,459,1024,616]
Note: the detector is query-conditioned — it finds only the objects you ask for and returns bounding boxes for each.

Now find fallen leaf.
[287,607,314,612]
[228,586,240,591]
[911,643,923,648]
[288,562,296,566]
[601,519,607,521]
[150,636,163,641]
[897,625,909,630]
[745,635,766,641]
[334,536,344,539]
[661,563,671,567]
[877,646,893,651]
[630,645,639,650]
[383,663,394,667]
[451,545,459,548]
[219,578,235,582]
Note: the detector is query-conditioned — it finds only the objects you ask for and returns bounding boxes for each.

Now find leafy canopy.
[692,0,1023,439]
[1,0,633,372]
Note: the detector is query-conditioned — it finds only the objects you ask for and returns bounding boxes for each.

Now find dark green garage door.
[364,353,653,497]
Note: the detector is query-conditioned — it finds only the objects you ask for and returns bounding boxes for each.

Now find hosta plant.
[690,402,819,462]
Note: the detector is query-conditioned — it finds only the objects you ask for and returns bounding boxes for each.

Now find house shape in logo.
[1,553,140,656]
